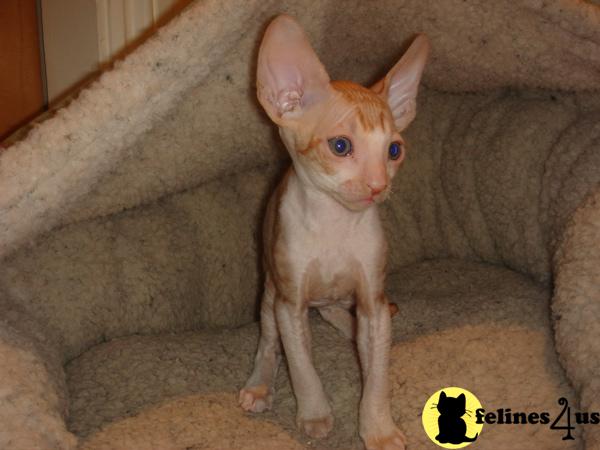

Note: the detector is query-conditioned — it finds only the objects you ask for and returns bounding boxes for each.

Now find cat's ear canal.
[372,34,430,132]
[256,15,331,126]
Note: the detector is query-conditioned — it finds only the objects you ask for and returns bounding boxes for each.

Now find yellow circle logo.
[422,387,484,448]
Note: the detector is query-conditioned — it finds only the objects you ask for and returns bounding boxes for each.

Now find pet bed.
[1,0,599,448]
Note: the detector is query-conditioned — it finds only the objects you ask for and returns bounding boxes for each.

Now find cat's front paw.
[297,414,334,439]
[238,384,273,413]
[363,427,407,450]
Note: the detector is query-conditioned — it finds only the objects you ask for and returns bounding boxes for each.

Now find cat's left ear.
[372,34,430,132]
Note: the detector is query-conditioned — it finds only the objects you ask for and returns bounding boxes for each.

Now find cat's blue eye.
[389,141,403,160]
[328,136,353,157]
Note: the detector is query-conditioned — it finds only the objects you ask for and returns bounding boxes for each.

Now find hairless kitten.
[239,15,429,450]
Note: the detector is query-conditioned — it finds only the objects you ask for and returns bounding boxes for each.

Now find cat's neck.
[284,165,377,231]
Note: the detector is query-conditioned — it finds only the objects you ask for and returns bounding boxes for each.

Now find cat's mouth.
[337,193,387,211]
[361,196,379,206]
[362,191,388,205]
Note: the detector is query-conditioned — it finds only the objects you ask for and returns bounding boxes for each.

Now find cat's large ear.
[256,15,331,126]
[458,393,466,407]
[439,391,447,401]
[372,34,430,132]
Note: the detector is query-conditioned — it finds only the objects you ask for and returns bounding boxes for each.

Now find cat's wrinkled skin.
[239,15,429,450]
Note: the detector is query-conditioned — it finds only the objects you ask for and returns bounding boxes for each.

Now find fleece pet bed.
[1,0,599,449]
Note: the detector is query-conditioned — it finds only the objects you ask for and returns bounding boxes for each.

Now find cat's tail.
[464,433,478,442]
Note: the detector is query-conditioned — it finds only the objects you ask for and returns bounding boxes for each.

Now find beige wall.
[41,0,179,104]
[41,0,99,103]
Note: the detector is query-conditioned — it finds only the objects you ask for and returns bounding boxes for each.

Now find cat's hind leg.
[318,302,400,341]
[239,278,281,413]
[318,304,356,340]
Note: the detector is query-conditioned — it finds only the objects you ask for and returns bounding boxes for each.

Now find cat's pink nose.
[368,183,386,195]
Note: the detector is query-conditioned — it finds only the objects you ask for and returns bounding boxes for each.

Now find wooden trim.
[0,0,44,140]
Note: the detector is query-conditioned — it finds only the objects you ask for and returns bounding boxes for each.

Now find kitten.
[239,15,429,450]
[435,392,479,444]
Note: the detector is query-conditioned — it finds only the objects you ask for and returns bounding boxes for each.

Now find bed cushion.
[68,260,575,449]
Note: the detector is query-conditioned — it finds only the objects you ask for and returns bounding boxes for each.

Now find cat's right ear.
[256,15,331,126]
[439,391,447,401]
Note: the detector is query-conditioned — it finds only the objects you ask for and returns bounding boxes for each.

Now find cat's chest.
[288,227,358,299]
[277,189,385,303]
[284,219,371,267]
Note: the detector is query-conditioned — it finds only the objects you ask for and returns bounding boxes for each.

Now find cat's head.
[257,15,429,211]
[437,391,467,417]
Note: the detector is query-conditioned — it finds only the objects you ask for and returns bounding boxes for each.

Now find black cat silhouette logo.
[422,387,484,448]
